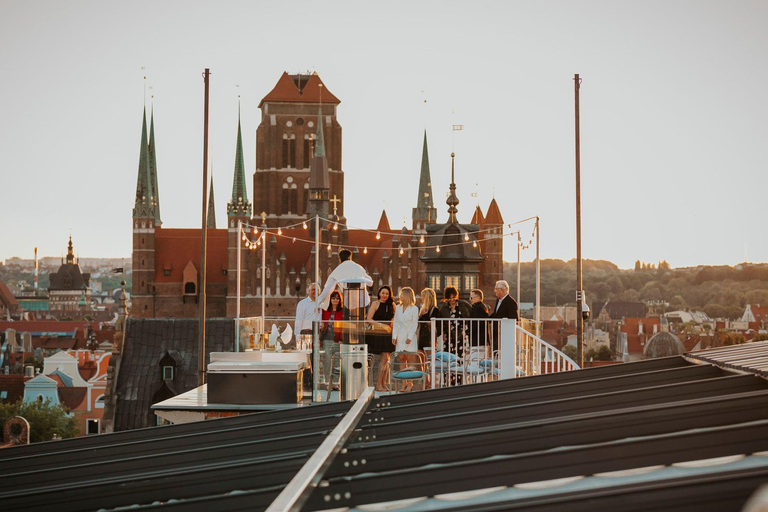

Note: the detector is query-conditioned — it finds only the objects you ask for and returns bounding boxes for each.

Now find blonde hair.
[399,287,416,308]
[419,287,437,315]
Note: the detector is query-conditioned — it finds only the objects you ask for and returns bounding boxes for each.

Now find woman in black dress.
[366,285,395,391]
[417,287,440,352]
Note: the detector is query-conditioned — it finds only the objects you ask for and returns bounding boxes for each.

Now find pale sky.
[2,1,767,269]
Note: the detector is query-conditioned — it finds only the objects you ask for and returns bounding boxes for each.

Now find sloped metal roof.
[3,353,768,511]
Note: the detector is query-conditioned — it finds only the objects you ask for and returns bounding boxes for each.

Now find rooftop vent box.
[207,352,307,404]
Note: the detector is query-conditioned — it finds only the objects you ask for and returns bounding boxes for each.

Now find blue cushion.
[480,359,497,368]
[466,364,486,375]
[435,351,459,363]
[393,370,425,379]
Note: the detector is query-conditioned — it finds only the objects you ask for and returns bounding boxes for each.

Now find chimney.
[24,365,35,378]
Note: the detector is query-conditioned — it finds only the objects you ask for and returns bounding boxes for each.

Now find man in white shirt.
[316,249,373,313]
[295,283,319,335]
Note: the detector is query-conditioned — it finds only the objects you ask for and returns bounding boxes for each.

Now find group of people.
[294,248,519,393]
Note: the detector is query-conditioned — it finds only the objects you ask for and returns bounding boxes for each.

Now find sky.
[1,0,767,269]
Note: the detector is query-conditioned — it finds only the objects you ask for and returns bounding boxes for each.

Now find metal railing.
[427,318,579,390]
[237,316,578,398]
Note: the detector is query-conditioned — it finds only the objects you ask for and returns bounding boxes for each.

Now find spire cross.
[330,195,341,216]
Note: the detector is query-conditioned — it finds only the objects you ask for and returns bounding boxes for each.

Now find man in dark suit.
[489,280,518,349]
[490,280,519,320]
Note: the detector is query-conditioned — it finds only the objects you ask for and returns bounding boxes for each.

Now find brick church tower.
[253,72,343,227]
[131,108,160,317]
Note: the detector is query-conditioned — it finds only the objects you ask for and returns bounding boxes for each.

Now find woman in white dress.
[391,287,420,391]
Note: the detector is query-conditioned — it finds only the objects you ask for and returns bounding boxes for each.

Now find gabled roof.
[484,197,503,224]
[259,72,340,107]
[470,205,484,226]
[114,318,235,431]
[376,210,390,232]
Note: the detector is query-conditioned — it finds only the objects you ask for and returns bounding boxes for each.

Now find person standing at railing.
[469,288,490,352]
[316,248,373,320]
[490,280,519,320]
[489,280,518,347]
[367,285,395,392]
[392,287,420,392]
[418,288,440,389]
[438,286,471,385]
[417,288,440,352]
[295,283,320,338]
[320,291,344,389]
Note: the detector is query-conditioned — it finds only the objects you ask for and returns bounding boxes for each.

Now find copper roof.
[259,72,340,107]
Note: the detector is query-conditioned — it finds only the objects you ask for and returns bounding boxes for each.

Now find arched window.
[282,177,298,214]
[184,282,196,295]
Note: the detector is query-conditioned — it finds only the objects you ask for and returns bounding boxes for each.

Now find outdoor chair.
[389,351,427,393]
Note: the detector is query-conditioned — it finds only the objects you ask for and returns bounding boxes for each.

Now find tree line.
[504,260,768,320]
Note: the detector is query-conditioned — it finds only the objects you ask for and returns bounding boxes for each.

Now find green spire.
[132,108,155,220]
[207,174,216,228]
[148,106,162,226]
[412,130,437,224]
[314,107,325,158]
[227,110,252,217]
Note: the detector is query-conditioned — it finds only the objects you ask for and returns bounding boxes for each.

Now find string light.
[327,242,332,251]
[376,231,381,240]
[333,222,338,231]
[241,234,246,241]
[419,235,425,244]
[277,227,282,235]
[252,227,258,235]
[464,233,469,241]
[257,239,261,246]
[303,221,308,230]
[436,246,441,253]
[399,247,404,255]
[473,241,478,248]
[363,247,368,254]
[292,237,296,243]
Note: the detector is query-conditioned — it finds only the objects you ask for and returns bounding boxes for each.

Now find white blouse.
[392,304,419,352]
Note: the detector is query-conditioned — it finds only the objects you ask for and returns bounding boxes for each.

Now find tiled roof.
[0,375,25,404]
[0,320,87,335]
[153,228,228,284]
[114,318,235,431]
[595,301,648,320]
[259,72,340,107]
[58,387,87,410]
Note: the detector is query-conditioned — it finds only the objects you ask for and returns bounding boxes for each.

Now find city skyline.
[2,1,767,269]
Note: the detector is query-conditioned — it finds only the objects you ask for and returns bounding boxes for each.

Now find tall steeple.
[227,110,252,218]
[207,174,216,229]
[132,109,155,220]
[446,152,460,224]
[66,235,75,264]
[148,107,162,226]
[308,107,330,220]
[412,130,437,227]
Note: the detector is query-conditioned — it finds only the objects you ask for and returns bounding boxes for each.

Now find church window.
[445,275,461,290]
[296,118,304,126]
[303,138,310,168]
[308,120,314,128]
[464,275,477,290]
[163,366,174,381]
[428,275,441,290]
[282,136,296,168]
[286,120,293,127]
